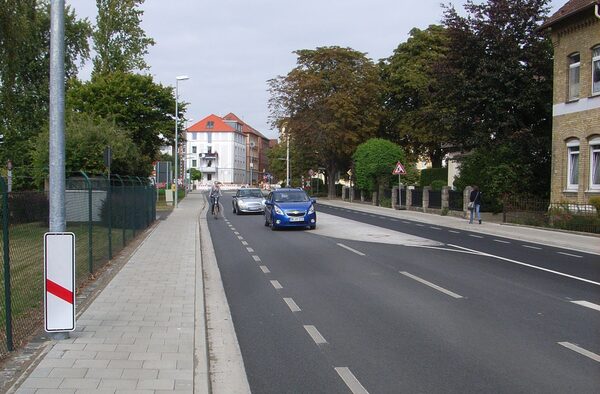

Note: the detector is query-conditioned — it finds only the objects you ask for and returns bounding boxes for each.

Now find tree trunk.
[327,164,337,199]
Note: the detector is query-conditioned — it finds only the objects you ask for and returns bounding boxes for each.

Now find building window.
[568,53,580,101]
[593,46,600,95]
[207,121,214,129]
[192,146,197,154]
[207,160,212,167]
[192,133,197,140]
[192,159,197,167]
[567,139,580,190]
[590,137,600,190]
[207,174,212,181]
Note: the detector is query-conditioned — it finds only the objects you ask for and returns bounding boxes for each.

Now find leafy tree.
[440,0,553,198]
[268,46,382,197]
[353,138,407,194]
[68,72,182,171]
[188,168,202,182]
[266,140,316,186]
[380,25,450,167]
[0,0,91,171]
[92,0,155,75]
[31,111,144,184]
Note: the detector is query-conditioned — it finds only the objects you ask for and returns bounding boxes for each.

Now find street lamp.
[282,123,290,187]
[174,75,189,208]
[183,118,193,191]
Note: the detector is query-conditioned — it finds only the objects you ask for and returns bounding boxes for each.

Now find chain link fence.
[0,172,156,359]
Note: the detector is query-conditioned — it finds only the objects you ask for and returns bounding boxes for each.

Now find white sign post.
[44,232,76,332]
[392,162,407,205]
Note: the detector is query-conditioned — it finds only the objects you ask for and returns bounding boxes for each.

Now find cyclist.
[209,181,222,216]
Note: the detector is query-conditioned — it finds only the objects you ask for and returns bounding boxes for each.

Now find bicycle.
[211,196,220,219]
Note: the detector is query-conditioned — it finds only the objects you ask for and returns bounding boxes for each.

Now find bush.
[589,196,600,217]
[9,191,49,225]
[430,179,446,191]
[420,168,448,187]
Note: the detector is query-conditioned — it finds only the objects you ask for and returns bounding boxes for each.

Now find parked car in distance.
[264,188,316,230]
[232,188,266,214]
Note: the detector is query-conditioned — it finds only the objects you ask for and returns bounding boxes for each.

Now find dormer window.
[568,53,580,101]
[207,121,214,129]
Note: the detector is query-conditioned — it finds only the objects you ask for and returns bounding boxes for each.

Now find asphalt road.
[208,193,600,393]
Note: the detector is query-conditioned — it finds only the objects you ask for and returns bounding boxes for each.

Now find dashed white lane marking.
[270,280,283,290]
[493,239,510,244]
[237,236,244,240]
[334,367,370,394]
[469,234,484,239]
[246,247,254,253]
[416,224,425,227]
[304,325,327,344]
[449,230,460,234]
[522,245,541,250]
[231,227,236,230]
[337,243,366,256]
[571,300,600,312]
[400,271,464,299]
[283,298,301,312]
[252,255,261,262]
[558,342,600,363]
[402,221,410,224]
[241,241,248,246]
[260,265,270,274]
[449,244,600,286]
[234,231,240,235]
[558,251,583,258]
[430,226,442,230]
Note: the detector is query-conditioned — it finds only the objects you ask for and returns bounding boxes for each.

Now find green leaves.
[353,138,406,193]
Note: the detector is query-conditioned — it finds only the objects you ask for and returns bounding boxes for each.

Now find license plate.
[289,217,303,222]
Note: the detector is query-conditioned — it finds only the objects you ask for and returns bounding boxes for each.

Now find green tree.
[68,72,181,171]
[353,138,407,194]
[0,0,91,172]
[31,111,144,184]
[268,46,382,197]
[92,0,155,75]
[440,0,553,198]
[188,168,202,182]
[380,25,450,167]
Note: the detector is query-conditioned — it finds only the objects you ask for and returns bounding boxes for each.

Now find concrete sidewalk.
[5,192,215,393]
[319,199,600,255]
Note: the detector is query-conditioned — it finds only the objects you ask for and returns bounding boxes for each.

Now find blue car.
[264,188,317,230]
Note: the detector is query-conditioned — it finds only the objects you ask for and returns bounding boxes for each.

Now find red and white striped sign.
[44,232,76,332]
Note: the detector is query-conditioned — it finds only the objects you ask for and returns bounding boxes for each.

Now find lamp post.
[183,118,193,191]
[282,123,290,187]
[174,75,189,208]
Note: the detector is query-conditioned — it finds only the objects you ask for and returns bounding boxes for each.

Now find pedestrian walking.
[468,186,482,224]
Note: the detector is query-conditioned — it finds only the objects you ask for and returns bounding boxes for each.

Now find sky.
[67,0,565,140]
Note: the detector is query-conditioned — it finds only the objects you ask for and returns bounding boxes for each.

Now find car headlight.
[238,200,246,207]
[274,205,284,215]
[308,204,315,214]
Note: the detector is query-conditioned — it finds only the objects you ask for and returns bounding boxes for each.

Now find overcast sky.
[67,0,565,139]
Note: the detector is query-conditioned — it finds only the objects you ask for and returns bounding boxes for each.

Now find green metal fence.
[0,172,156,359]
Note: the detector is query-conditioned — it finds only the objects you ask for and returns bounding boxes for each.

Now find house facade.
[542,0,600,203]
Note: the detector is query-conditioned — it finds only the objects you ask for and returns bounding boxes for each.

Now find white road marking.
[390,219,398,222]
[430,226,442,230]
[522,245,541,250]
[246,247,254,253]
[369,215,376,217]
[237,236,244,240]
[469,234,484,239]
[448,244,600,286]
[304,325,327,344]
[270,280,283,289]
[402,221,410,224]
[558,251,583,258]
[558,342,600,363]
[400,271,463,299]
[334,367,370,394]
[449,230,460,234]
[283,298,301,312]
[337,243,366,256]
[493,239,511,244]
[234,231,240,235]
[252,255,261,262]
[259,266,270,274]
[231,227,236,230]
[571,300,600,312]
[241,241,248,246]
[416,224,425,227]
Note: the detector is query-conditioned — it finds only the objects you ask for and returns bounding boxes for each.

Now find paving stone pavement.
[11,193,207,394]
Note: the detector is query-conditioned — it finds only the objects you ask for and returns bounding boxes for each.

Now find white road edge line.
[337,243,366,256]
[304,325,327,344]
[334,367,370,394]
[557,251,583,258]
[400,271,463,299]
[270,280,283,290]
[558,342,600,363]
[259,265,270,274]
[448,244,600,286]
[571,300,600,312]
[283,297,301,312]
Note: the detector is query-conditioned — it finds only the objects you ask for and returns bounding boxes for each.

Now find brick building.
[541,0,600,203]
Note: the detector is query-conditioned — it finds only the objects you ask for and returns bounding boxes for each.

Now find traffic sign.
[392,162,406,175]
[308,169,314,177]
[44,232,76,332]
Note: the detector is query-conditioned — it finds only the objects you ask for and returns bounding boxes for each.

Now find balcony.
[199,152,218,160]
[199,166,217,173]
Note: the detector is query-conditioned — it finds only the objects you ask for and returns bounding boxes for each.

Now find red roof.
[186,114,235,133]
[223,112,269,140]
[541,0,599,29]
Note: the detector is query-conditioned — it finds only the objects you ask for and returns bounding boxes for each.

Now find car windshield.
[238,189,263,198]
[274,191,309,203]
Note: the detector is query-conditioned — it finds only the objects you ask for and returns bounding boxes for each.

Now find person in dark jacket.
[469,186,482,224]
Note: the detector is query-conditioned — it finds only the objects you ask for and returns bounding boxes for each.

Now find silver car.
[232,188,265,214]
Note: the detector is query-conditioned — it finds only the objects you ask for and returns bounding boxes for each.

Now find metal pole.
[1,177,13,351]
[79,171,93,274]
[174,80,179,208]
[286,133,290,187]
[6,160,12,192]
[49,0,66,233]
